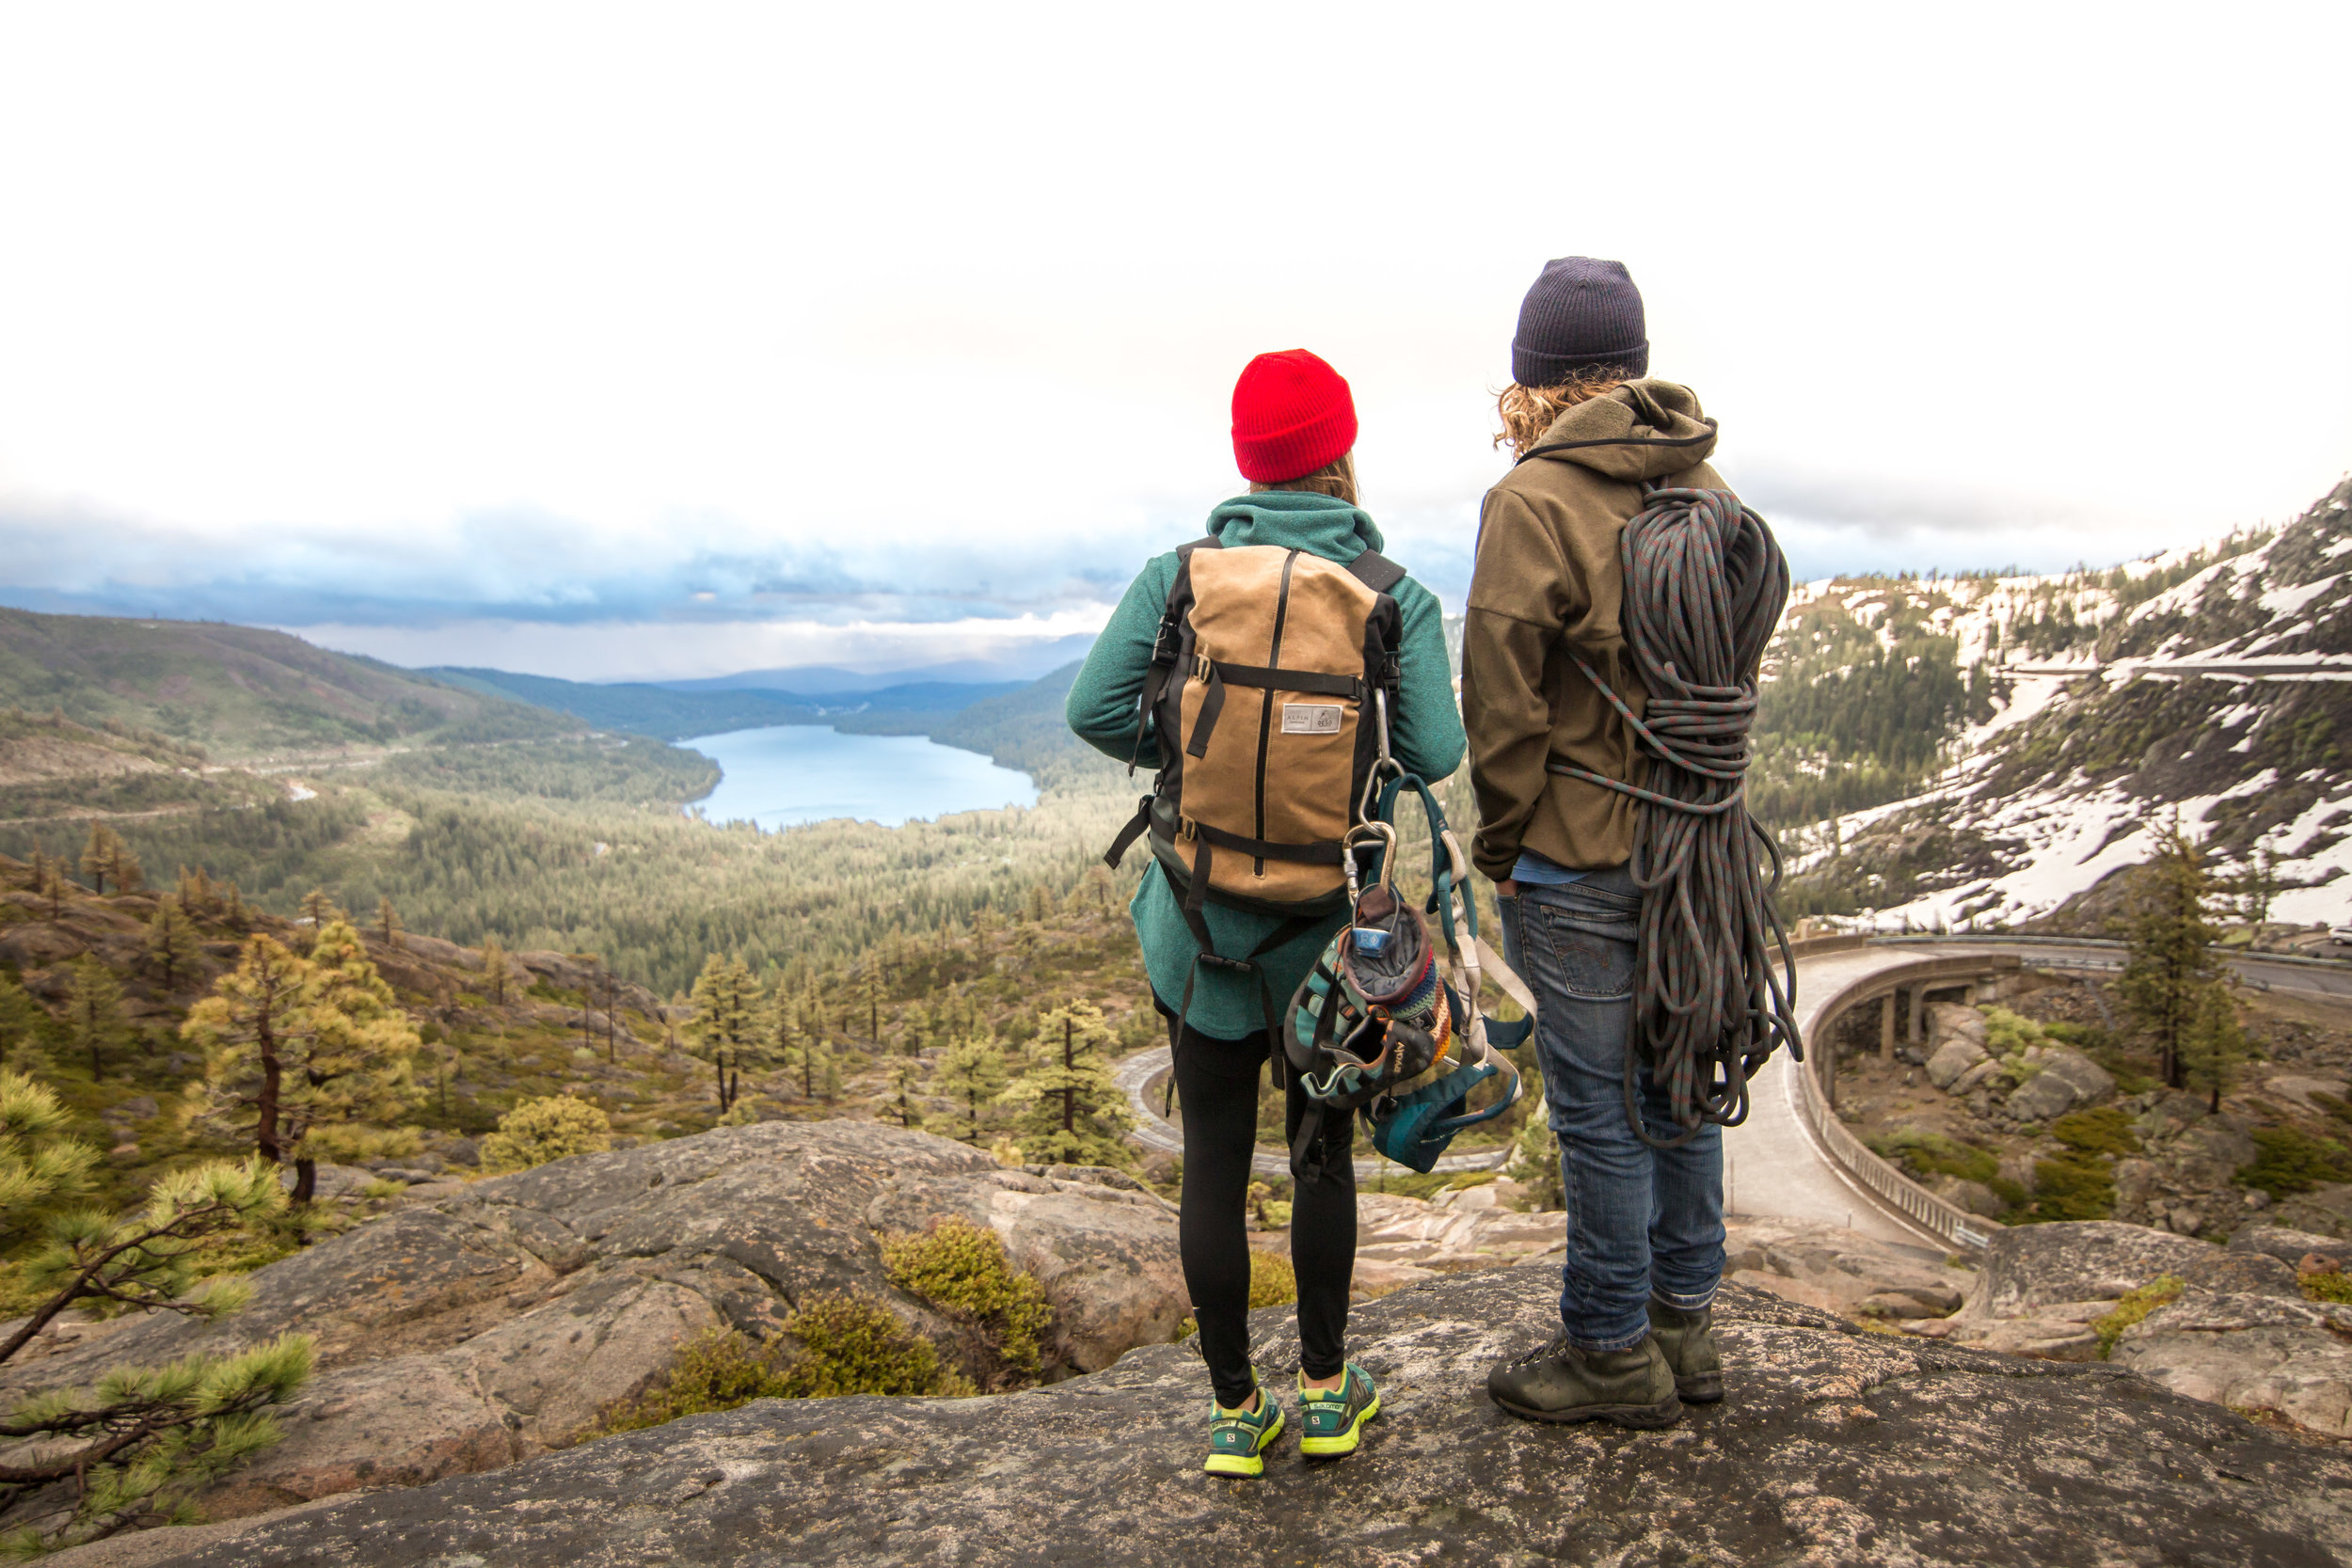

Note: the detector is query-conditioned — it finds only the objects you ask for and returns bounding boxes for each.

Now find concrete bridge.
[1118,936,2352,1250]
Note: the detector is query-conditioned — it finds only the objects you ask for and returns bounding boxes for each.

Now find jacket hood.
[1204,489,1386,561]
[1521,379,1717,483]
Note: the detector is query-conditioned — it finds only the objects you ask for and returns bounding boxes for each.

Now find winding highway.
[1119,937,2352,1239]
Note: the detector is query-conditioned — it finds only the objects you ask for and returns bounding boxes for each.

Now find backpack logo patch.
[1280,703,1343,736]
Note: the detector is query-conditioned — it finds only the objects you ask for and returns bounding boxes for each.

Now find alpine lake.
[679,724,1039,831]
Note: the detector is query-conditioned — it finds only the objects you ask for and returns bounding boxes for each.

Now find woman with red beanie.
[1067,350,1464,1477]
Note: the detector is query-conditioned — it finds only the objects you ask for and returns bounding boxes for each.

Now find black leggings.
[1170,1015,1356,1406]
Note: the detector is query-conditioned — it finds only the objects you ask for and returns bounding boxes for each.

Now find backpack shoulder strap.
[1345,548,1406,594]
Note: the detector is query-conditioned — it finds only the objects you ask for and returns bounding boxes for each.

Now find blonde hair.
[1248,451,1357,506]
[1493,371,1629,459]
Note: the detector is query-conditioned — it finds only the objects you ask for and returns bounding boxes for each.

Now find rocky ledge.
[122,1270,2352,1568]
[2,1123,1183,1524]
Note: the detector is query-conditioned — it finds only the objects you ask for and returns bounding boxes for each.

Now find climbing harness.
[1282,745,1534,1180]
[1537,483,1803,1148]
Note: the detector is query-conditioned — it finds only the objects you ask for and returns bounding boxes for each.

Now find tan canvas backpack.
[1104,538,1406,1036]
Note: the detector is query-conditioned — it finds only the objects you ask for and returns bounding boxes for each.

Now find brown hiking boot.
[1486,1332,1681,1428]
[1646,1298,1723,1403]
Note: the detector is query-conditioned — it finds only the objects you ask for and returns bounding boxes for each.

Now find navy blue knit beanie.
[1511,257,1649,386]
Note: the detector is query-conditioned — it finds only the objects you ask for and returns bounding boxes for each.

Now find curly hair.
[1248,450,1357,506]
[1492,370,1631,459]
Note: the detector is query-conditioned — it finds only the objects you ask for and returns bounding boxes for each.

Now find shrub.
[2303,1269,2352,1305]
[585,1295,972,1439]
[2052,1108,2141,1158]
[2239,1127,2352,1198]
[2020,1155,2116,1222]
[1867,1128,1998,1186]
[774,1291,972,1399]
[882,1217,1052,1382]
[479,1094,614,1173]
[1983,1006,2044,1055]
[1248,1249,1297,1308]
[2091,1274,2185,1357]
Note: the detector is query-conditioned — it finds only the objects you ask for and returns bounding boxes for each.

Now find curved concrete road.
[1120,940,2352,1234]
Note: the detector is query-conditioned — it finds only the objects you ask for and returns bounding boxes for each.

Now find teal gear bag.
[1281,770,1535,1180]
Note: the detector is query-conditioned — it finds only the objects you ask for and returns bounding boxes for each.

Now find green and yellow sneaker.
[1204,1385,1284,1478]
[1297,1363,1380,1458]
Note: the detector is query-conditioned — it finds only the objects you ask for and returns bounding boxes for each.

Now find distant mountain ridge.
[652,633,1099,696]
[0,608,564,760]
[423,666,1024,743]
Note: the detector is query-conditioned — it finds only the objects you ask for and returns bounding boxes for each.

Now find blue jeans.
[1501,867,1724,1352]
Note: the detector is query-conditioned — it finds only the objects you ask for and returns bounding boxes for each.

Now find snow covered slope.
[1776,476,2351,932]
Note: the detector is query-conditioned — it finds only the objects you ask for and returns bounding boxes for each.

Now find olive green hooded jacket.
[1460,380,1724,881]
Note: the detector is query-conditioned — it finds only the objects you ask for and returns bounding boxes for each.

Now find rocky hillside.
[90,1267,2352,1568]
[1778,475,2352,930]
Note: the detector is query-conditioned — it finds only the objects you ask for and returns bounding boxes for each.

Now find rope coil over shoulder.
[1536,483,1803,1148]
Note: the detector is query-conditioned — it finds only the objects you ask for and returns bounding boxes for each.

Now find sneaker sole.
[1298,1393,1381,1458]
[1677,1374,1724,1404]
[1490,1390,1683,1429]
[1203,1406,1284,1477]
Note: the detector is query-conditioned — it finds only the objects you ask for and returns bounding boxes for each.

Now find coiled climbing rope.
[1547,485,1803,1148]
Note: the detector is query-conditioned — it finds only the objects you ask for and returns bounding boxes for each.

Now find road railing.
[1783,947,2013,1257]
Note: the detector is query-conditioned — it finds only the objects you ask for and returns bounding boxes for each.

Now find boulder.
[1949,1056,2003,1096]
[0,1123,1183,1525]
[1928,1174,2004,1218]
[1926,999,1988,1048]
[122,1273,2352,1568]
[2264,1075,2351,1116]
[2116,1286,2352,1438]
[2232,1223,2350,1270]
[1924,1035,1988,1090]
[2006,1047,2115,1121]
[1713,1216,1974,1320]
[1962,1219,2216,1321]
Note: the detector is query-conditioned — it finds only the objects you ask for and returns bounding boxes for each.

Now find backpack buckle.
[1176,816,1199,844]
[1192,654,1213,683]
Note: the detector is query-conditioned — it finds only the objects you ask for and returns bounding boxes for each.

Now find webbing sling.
[1524,480,1802,1148]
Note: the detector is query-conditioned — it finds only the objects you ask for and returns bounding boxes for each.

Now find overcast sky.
[2,3,2346,681]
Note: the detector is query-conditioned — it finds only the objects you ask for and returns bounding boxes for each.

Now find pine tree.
[0,973,51,1077]
[772,992,834,1101]
[35,851,68,920]
[2181,984,2252,1114]
[881,1056,926,1129]
[2237,844,2282,928]
[177,863,216,915]
[2117,816,2226,1088]
[297,888,342,947]
[183,923,421,1203]
[64,958,126,1082]
[688,954,761,1113]
[375,895,404,951]
[0,1074,310,1552]
[936,1034,1009,1144]
[146,893,202,991]
[997,1000,1136,1168]
[858,961,885,1045]
[79,822,118,895]
[221,879,248,931]
[479,934,515,1005]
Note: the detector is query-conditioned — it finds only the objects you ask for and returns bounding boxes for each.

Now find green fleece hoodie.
[1066,491,1465,1040]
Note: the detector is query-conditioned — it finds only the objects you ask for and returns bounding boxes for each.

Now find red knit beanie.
[1230,349,1357,483]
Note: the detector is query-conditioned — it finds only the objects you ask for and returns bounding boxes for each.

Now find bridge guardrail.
[1784,952,2010,1258]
